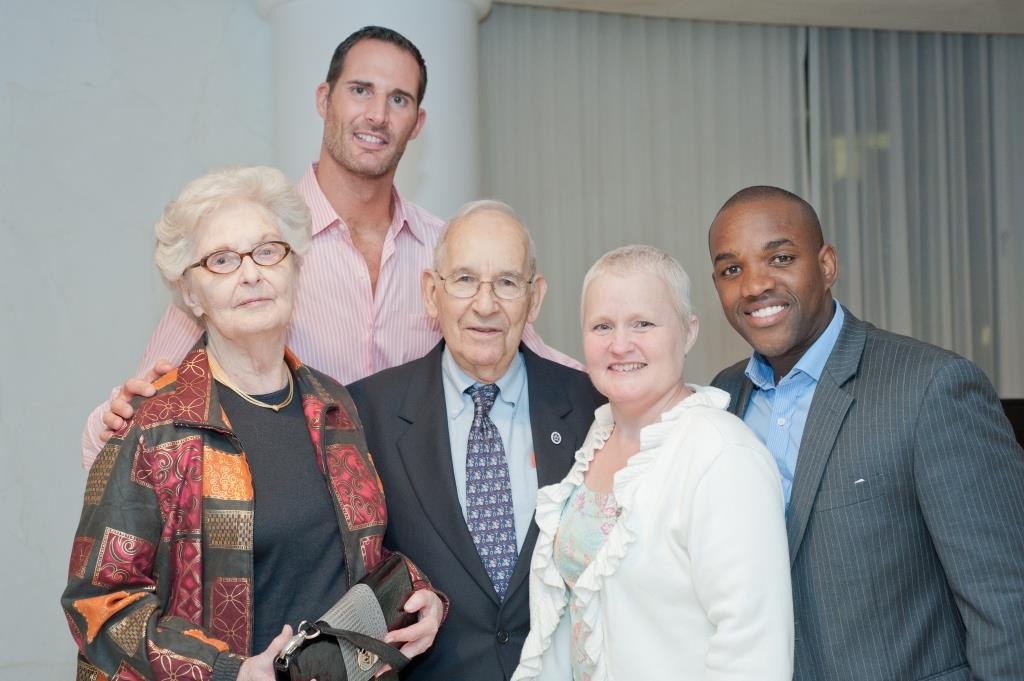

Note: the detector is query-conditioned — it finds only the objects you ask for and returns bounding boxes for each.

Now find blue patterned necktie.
[465,383,519,599]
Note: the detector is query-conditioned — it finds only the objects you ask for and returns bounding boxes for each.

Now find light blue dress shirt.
[742,301,845,511]
[441,348,538,552]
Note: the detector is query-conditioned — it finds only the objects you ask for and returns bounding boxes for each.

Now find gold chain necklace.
[207,352,294,412]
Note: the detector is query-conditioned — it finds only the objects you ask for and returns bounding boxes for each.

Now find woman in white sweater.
[513,245,793,681]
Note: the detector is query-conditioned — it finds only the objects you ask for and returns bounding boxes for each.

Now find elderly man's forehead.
[453,207,525,232]
[444,210,528,255]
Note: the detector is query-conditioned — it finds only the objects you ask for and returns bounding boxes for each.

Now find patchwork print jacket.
[62,342,428,681]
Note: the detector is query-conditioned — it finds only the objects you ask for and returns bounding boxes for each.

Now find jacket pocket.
[917,663,968,680]
[812,473,891,511]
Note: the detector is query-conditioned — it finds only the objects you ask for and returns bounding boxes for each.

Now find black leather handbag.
[274,552,419,681]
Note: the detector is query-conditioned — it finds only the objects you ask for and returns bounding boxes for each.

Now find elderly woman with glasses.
[514,246,793,681]
[62,166,444,681]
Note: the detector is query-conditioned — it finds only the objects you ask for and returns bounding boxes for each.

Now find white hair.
[433,199,537,276]
[153,165,311,285]
[581,244,696,332]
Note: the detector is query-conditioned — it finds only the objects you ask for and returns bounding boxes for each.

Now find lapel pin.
[550,431,562,445]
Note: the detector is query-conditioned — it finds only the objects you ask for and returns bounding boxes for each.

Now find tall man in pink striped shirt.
[81,26,578,467]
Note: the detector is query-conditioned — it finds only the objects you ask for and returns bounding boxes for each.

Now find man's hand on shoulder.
[99,359,174,441]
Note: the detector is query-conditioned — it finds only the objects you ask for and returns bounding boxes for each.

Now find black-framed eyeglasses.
[184,241,292,275]
[437,272,533,300]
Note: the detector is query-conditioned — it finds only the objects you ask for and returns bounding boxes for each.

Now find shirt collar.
[389,185,425,243]
[301,163,423,243]
[744,300,845,389]
[441,347,526,419]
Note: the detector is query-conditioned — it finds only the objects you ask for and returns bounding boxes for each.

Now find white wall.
[0,1,272,676]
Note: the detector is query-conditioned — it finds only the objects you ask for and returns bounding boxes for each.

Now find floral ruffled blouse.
[553,483,619,681]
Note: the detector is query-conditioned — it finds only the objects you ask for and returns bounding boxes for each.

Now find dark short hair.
[325,26,427,105]
[714,185,824,248]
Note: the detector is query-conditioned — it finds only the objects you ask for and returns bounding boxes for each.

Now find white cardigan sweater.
[512,385,793,681]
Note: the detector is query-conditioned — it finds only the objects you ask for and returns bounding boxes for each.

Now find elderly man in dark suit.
[348,200,601,681]
[708,185,1024,681]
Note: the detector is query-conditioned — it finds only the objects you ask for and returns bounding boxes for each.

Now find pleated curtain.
[480,5,807,381]
[480,5,1024,395]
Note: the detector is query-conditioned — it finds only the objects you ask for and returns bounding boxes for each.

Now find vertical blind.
[480,5,807,382]
[480,5,1023,395]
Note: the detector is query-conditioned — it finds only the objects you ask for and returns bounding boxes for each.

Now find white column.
[256,0,491,218]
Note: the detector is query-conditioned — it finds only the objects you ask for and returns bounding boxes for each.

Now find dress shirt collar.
[301,163,424,243]
[744,300,845,390]
[441,347,526,420]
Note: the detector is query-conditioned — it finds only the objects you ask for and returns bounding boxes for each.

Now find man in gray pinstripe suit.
[708,185,1024,681]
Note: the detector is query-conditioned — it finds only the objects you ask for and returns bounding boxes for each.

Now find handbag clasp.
[274,620,320,671]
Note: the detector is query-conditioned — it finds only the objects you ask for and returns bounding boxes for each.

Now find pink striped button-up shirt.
[81,164,581,466]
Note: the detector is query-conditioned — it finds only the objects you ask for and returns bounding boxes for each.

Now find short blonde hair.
[581,245,695,332]
[154,165,311,284]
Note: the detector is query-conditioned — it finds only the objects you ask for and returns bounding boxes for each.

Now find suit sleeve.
[63,428,244,681]
[912,357,1024,680]
[347,380,450,623]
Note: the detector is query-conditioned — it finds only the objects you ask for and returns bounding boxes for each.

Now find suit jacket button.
[496,630,510,644]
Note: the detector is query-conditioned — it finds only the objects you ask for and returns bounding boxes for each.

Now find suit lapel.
[504,348,582,602]
[394,344,499,602]
[524,348,580,489]
[786,310,865,564]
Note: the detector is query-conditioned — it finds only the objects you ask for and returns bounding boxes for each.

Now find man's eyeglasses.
[437,272,533,300]
[184,241,292,275]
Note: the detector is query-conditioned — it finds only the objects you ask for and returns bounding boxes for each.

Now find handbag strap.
[315,623,412,671]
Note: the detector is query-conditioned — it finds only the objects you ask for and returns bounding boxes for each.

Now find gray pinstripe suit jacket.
[712,308,1024,681]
